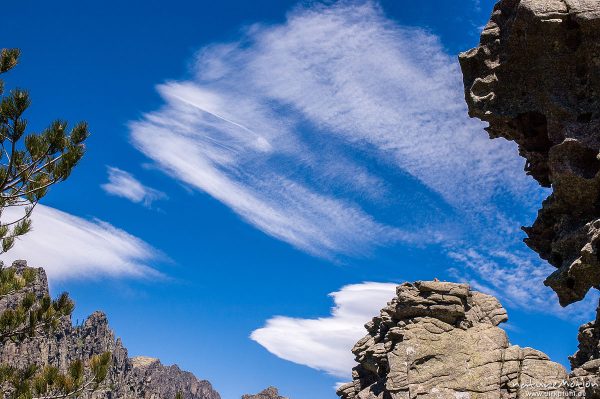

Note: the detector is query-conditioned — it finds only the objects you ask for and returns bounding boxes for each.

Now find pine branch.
[0,45,96,399]
[32,378,97,399]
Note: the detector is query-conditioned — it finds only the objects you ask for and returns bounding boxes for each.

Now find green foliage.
[0,265,75,343]
[0,266,112,399]
[0,351,111,399]
[0,47,104,399]
[0,47,89,254]
[176,392,184,399]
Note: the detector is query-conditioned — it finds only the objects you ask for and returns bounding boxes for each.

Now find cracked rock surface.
[336,281,568,399]
[459,0,600,306]
[0,260,221,399]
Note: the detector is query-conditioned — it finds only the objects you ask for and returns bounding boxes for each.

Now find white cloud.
[251,282,397,378]
[251,270,597,382]
[129,1,539,258]
[0,204,161,281]
[101,166,166,207]
[128,0,568,377]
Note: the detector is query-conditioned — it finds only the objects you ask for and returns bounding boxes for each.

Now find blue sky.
[2,1,598,399]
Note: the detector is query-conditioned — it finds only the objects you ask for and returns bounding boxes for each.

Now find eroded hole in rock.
[569,145,600,179]
[513,112,552,185]
[517,112,548,141]
[578,113,593,123]
[550,252,564,266]
[369,381,386,397]
[412,354,437,366]
[565,17,582,51]
[576,64,588,80]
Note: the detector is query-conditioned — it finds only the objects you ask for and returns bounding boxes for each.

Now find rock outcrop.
[459,0,600,306]
[0,260,220,399]
[570,302,600,398]
[336,281,569,399]
[242,387,288,399]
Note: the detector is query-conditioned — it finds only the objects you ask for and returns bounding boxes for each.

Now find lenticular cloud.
[251,282,398,378]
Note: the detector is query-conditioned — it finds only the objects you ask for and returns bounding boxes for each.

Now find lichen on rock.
[459,0,600,306]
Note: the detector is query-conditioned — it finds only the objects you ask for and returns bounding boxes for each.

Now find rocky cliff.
[336,281,570,399]
[241,387,288,399]
[0,260,220,399]
[570,302,600,398]
[335,1,600,398]
[459,0,600,307]
[459,0,600,395]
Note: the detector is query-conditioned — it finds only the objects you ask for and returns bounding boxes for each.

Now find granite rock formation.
[336,281,569,399]
[570,302,600,398]
[0,260,220,399]
[241,387,288,399]
[459,0,600,306]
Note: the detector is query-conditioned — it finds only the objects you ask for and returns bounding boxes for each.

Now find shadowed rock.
[570,302,600,398]
[459,0,600,306]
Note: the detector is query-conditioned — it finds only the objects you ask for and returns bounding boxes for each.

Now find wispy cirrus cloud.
[447,248,599,320]
[130,1,538,258]
[102,166,166,207]
[0,204,161,281]
[251,282,397,378]
[128,0,576,381]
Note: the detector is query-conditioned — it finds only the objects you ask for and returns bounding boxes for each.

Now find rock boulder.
[336,281,568,399]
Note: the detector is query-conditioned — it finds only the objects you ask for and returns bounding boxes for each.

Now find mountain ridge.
[0,260,221,399]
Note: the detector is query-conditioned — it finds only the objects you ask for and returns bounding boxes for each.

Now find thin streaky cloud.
[128,0,577,380]
[102,166,167,207]
[130,1,537,258]
[446,248,599,321]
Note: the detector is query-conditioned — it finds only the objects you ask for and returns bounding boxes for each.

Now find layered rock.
[242,387,288,399]
[0,260,220,399]
[336,281,568,399]
[459,0,600,306]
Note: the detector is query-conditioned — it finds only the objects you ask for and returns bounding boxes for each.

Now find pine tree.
[0,48,111,398]
[0,48,88,253]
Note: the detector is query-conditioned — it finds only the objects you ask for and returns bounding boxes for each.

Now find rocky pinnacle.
[336,281,569,399]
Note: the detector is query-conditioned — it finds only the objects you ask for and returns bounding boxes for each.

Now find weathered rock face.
[459,0,600,306]
[124,356,221,399]
[241,387,288,399]
[336,281,568,399]
[0,261,221,399]
[570,302,600,398]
